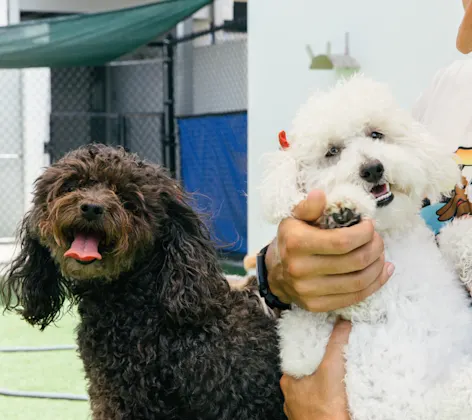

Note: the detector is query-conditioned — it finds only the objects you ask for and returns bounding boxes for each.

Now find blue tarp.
[178,112,247,255]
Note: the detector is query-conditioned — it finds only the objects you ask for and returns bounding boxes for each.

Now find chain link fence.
[175,30,247,116]
[0,70,23,240]
[0,22,248,261]
[47,50,166,165]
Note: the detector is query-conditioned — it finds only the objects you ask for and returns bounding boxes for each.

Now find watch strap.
[256,245,291,310]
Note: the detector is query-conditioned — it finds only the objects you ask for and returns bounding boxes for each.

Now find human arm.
[281,319,352,420]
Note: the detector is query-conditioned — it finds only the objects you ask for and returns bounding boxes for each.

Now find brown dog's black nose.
[80,203,104,221]
[359,160,384,183]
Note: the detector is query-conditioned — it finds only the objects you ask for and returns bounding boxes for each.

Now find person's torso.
[413,60,472,234]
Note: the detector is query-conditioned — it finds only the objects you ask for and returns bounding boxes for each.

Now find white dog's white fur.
[439,217,472,292]
[261,75,472,419]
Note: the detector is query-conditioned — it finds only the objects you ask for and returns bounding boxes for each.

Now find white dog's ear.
[424,156,461,201]
[418,132,461,201]
[259,150,306,224]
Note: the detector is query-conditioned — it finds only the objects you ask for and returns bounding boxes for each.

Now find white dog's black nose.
[80,203,104,221]
[360,160,384,183]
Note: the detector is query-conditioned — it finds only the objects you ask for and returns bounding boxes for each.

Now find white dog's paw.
[319,199,362,229]
[318,185,376,229]
[278,307,335,378]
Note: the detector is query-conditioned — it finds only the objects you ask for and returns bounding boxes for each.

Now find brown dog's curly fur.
[1,144,285,419]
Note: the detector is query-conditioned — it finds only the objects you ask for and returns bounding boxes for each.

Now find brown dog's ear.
[155,193,227,325]
[1,213,69,330]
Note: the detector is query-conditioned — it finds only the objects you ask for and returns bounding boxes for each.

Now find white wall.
[247,0,466,254]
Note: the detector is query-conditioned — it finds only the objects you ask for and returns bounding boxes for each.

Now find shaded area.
[0,0,211,68]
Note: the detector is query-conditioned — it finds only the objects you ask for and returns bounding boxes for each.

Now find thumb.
[319,319,351,372]
[292,190,326,222]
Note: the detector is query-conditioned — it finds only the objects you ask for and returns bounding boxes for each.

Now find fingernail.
[387,263,395,276]
[307,190,322,200]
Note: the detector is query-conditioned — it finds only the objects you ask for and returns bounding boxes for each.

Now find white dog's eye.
[325,146,341,157]
[370,131,384,140]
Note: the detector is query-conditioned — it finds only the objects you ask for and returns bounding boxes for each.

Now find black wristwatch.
[256,245,291,310]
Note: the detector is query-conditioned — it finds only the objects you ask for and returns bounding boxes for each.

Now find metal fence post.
[118,114,128,151]
[163,35,176,178]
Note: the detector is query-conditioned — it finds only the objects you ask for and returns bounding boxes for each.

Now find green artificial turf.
[0,309,90,420]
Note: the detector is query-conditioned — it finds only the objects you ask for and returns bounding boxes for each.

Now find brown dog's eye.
[123,201,137,212]
[61,180,78,194]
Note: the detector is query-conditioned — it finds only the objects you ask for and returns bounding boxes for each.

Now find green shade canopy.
[0,0,211,69]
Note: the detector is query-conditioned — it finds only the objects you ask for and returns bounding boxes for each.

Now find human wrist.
[264,240,290,304]
[315,409,350,420]
[318,402,351,420]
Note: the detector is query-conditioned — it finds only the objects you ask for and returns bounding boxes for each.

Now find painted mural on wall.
[421,147,472,234]
[306,33,360,79]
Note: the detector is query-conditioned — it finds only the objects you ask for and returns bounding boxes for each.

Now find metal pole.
[210,0,216,45]
[169,19,246,45]
[119,114,128,151]
[0,344,77,352]
[163,34,176,178]
[0,388,88,401]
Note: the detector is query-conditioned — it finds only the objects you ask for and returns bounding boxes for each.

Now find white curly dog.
[261,75,472,420]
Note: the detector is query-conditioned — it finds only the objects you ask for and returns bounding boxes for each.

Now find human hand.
[281,319,352,420]
[265,190,394,312]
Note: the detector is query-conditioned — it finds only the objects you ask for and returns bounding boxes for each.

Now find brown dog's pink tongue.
[64,232,102,262]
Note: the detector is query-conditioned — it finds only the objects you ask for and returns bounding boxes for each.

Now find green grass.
[0,310,90,420]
